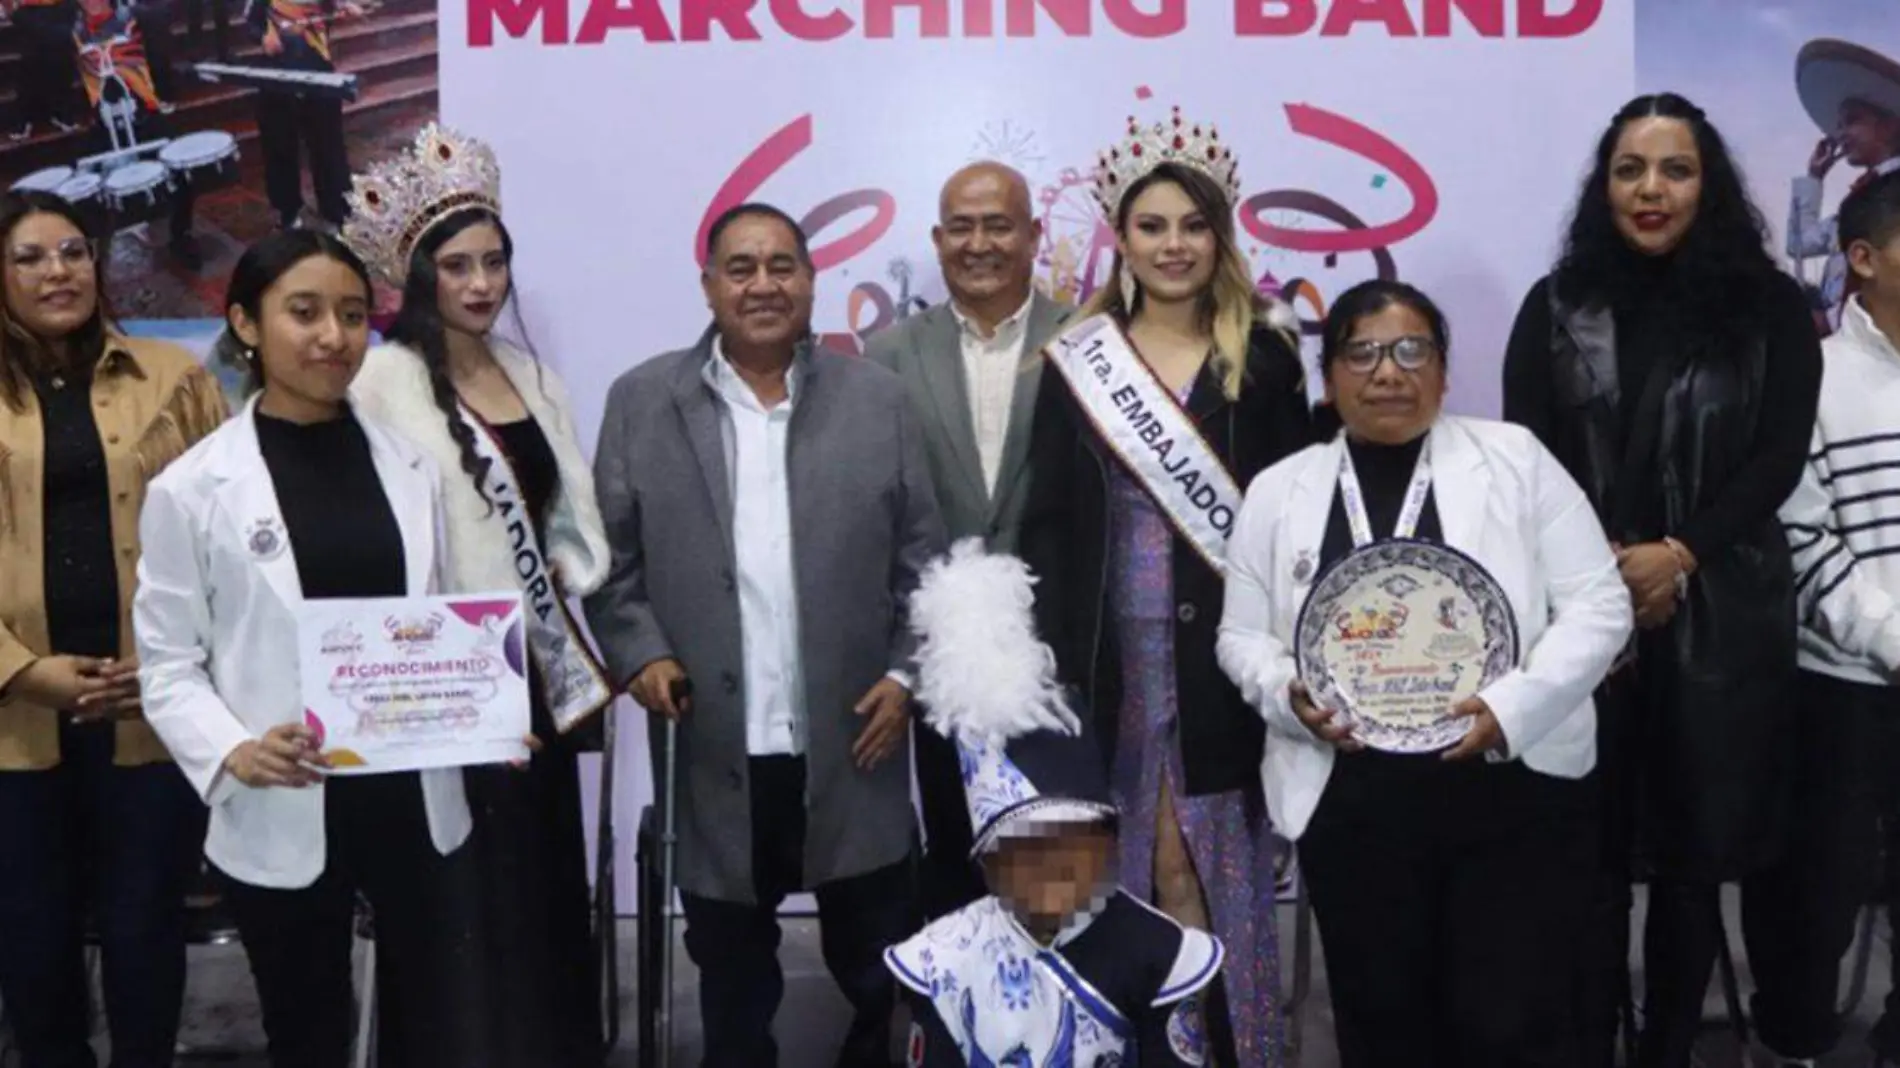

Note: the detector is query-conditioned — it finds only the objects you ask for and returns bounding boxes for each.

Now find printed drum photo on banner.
[0,0,444,321]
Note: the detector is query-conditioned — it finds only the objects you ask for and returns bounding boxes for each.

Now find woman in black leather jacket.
[1502,92,1822,1068]
[1019,115,1331,1067]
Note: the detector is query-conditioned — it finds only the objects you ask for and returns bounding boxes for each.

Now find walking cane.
[658,678,690,1068]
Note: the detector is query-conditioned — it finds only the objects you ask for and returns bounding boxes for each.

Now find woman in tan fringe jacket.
[0,191,228,1068]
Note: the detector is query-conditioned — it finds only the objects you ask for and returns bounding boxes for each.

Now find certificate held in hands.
[296,592,533,773]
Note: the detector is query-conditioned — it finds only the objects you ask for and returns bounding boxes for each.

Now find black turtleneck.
[254,407,406,600]
[1318,434,1444,572]
[1502,267,1820,556]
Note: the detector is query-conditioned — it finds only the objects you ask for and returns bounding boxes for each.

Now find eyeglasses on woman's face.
[8,237,96,279]
[1336,335,1441,376]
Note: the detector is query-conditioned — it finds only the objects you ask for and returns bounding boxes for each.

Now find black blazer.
[1020,323,1334,797]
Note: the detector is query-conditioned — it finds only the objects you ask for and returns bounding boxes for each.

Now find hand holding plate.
[1289,680,1364,753]
[1440,696,1504,761]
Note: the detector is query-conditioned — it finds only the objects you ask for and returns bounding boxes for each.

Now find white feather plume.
[1262,295,1299,333]
[908,538,1079,747]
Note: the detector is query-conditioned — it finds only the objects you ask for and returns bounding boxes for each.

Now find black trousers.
[14,5,80,127]
[911,723,983,921]
[1738,670,1900,1059]
[255,88,350,226]
[0,719,204,1068]
[1298,750,1596,1068]
[132,1,179,101]
[1875,811,1900,1058]
[178,0,230,57]
[1633,673,1819,1068]
[219,773,483,1068]
[679,755,912,1068]
[1579,666,1641,1067]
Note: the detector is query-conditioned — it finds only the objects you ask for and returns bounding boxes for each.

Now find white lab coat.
[1216,415,1633,840]
[132,397,472,889]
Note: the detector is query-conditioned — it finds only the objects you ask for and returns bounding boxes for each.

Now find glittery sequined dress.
[1106,426,1285,1067]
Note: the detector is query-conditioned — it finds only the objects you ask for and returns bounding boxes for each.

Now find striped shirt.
[1781,295,1900,684]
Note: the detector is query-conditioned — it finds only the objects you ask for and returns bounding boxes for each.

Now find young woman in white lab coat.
[132,229,490,1068]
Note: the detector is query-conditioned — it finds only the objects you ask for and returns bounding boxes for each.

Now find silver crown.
[1092,106,1241,219]
[342,123,502,286]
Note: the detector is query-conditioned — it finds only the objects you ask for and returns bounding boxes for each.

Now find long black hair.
[0,191,112,411]
[1552,93,1781,346]
[214,229,374,395]
[383,207,540,512]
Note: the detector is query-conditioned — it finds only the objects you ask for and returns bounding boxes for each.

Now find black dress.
[463,416,605,1068]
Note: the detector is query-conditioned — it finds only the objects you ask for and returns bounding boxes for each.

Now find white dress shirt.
[951,294,1034,497]
[704,341,806,756]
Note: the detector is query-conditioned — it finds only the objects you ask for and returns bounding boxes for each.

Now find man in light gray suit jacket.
[585,203,946,1068]
[864,161,1069,919]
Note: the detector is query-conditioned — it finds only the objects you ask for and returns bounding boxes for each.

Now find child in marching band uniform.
[889,540,1224,1068]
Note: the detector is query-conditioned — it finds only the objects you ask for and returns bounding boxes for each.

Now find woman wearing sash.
[1019,107,1324,1067]
[1500,94,1822,1068]
[342,124,612,1067]
[1218,280,1633,1065]
[134,229,488,1068]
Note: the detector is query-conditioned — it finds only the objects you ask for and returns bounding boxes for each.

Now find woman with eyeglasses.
[0,190,228,1068]
[1218,280,1633,1066]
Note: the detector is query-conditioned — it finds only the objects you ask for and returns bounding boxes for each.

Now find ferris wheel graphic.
[1033,164,1361,318]
[1036,166,1117,305]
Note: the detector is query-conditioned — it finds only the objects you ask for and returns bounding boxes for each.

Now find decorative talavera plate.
[1294,539,1519,754]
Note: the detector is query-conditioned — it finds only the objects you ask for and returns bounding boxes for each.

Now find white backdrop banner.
[438,0,1636,909]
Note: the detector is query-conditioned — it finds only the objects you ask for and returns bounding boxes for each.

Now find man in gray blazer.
[863,161,1069,919]
[585,203,947,1068]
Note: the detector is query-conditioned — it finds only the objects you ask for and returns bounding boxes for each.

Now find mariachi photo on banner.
[1638,0,1900,340]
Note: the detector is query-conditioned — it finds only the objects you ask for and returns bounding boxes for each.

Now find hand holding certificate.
[296,592,534,774]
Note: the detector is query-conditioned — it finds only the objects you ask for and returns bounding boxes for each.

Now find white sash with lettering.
[460,408,615,732]
[1045,314,1242,574]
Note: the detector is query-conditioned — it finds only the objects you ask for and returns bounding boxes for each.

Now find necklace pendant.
[49,376,65,390]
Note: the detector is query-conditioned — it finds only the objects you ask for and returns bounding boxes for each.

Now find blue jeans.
[0,719,204,1068]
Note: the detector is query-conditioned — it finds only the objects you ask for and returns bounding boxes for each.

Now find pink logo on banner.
[696,90,1444,352]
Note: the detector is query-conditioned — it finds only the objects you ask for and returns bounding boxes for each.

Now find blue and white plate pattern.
[1294,539,1519,754]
